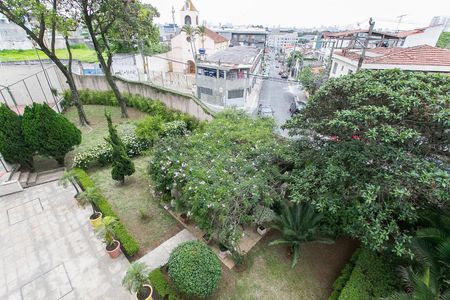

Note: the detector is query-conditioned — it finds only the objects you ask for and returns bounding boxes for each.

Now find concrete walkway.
[0,181,132,300]
[138,229,196,271]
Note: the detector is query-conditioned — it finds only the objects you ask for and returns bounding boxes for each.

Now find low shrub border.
[148,268,179,300]
[328,249,360,300]
[329,248,400,300]
[72,168,140,257]
[63,89,202,132]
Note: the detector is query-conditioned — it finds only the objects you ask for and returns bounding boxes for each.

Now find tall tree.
[77,0,158,118]
[284,70,450,256]
[0,0,89,126]
[195,25,206,49]
[105,112,135,184]
[182,24,197,60]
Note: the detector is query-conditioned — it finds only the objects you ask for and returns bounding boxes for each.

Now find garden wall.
[72,74,213,121]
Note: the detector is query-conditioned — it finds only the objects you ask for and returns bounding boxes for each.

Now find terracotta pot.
[136,284,153,300]
[106,240,121,258]
[89,212,103,228]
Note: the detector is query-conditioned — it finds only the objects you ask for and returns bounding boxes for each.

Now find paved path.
[0,181,132,300]
[138,229,196,271]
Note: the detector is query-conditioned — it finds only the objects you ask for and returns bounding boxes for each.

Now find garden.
[0,69,448,300]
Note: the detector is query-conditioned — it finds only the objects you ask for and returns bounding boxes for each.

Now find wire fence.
[0,65,67,115]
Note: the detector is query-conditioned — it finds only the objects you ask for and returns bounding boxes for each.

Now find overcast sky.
[146,0,449,30]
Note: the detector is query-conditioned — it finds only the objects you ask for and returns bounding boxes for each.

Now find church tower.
[180,0,199,27]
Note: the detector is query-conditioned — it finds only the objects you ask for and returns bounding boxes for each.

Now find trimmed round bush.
[168,241,221,298]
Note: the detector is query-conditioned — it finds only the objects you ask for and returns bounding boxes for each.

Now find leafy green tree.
[105,112,135,184]
[0,104,34,169]
[77,0,159,118]
[284,70,450,256]
[22,103,81,165]
[437,32,450,49]
[135,115,164,146]
[0,0,89,125]
[269,201,332,268]
[297,66,324,94]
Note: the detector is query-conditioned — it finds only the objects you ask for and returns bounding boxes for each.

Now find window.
[341,65,344,71]
[228,89,244,99]
[198,86,213,96]
[332,62,338,74]
[184,15,191,26]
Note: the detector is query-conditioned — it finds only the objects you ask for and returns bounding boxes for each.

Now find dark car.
[281,73,288,79]
[289,100,306,116]
[258,104,274,117]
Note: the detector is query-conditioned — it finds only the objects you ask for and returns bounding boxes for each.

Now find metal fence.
[0,65,67,115]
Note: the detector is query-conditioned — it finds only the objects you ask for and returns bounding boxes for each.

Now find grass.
[0,48,99,62]
[89,155,180,257]
[64,105,147,164]
[211,233,357,300]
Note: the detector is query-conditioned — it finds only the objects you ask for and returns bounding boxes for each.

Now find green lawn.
[64,105,148,165]
[0,48,98,62]
[212,234,357,300]
[89,156,181,256]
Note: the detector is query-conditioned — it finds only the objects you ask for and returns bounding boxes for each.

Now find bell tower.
[180,0,199,27]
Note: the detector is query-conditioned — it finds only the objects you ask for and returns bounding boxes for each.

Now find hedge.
[72,168,140,256]
[328,249,360,300]
[331,248,400,300]
[63,89,202,131]
[148,268,179,300]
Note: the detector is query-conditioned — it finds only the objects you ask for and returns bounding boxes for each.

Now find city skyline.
[146,0,449,30]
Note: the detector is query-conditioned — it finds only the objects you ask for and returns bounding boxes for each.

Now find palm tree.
[195,25,206,49]
[269,201,332,268]
[182,24,197,60]
[77,187,102,218]
[95,216,118,249]
[385,266,449,300]
[122,262,152,298]
[59,170,80,195]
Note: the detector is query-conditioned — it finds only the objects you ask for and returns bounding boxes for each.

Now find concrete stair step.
[34,168,65,186]
[10,171,21,182]
[26,172,38,187]
[18,171,30,185]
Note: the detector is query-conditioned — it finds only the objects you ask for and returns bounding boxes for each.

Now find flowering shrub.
[161,120,188,137]
[73,125,150,169]
[149,110,286,246]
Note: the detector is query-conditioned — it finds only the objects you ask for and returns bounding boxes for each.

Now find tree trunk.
[104,67,129,118]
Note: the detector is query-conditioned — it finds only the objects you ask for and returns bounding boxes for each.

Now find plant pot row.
[89,211,122,259]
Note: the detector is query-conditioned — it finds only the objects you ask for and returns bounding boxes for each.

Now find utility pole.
[396,14,407,32]
[357,18,375,71]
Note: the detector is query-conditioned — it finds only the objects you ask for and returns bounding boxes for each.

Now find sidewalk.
[137,229,196,271]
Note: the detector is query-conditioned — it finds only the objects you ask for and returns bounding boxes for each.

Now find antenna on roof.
[396,14,407,32]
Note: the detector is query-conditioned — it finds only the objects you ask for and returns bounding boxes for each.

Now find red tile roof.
[204,27,228,44]
[335,45,450,67]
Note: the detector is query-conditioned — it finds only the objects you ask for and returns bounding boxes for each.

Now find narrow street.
[257,50,306,137]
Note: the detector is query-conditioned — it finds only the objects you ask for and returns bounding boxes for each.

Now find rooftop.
[204,27,228,43]
[180,0,198,12]
[335,45,450,67]
[200,46,262,67]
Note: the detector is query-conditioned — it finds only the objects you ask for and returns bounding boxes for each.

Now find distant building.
[159,23,178,43]
[430,16,450,31]
[0,15,33,50]
[330,45,450,77]
[268,29,299,50]
[168,0,229,73]
[214,27,269,48]
[196,46,263,109]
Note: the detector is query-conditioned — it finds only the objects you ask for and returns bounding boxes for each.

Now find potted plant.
[218,242,229,259]
[58,170,81,197]
[96,216,121,258]
[77,187,103,228]
[122,262,153,300]
[202,232,212,244]
[253,205,275,236]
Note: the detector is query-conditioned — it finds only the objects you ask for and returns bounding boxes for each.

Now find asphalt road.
[258,51,305,137]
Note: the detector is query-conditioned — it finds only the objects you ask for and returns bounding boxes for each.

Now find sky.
[145,0,450,30]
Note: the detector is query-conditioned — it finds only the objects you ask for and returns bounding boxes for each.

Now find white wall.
[0,23,33,50]
[329,56,357,78]
[403,25,444,47]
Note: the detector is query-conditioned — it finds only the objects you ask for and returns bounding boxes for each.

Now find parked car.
[258,104,274,117]
[289,100,306,116]
[281,73,288,79]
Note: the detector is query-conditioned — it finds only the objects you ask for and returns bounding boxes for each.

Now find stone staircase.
[0,167,66,197]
